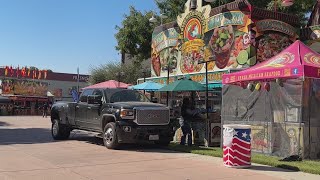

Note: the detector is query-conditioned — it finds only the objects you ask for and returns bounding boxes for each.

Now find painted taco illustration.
[209,25,234,69]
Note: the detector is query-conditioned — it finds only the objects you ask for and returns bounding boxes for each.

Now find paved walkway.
[0,116,319,180]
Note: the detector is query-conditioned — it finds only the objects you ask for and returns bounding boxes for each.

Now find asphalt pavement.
[0,116,319,180]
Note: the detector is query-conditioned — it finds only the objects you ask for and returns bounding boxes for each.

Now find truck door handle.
[87,107,91,110]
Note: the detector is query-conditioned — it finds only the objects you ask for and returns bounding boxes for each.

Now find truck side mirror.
[87,95,102,105]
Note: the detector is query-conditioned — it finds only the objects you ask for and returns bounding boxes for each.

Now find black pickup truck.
[50,88,174,149]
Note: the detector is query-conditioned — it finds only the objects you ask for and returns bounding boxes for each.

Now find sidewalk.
[192,154,320,180]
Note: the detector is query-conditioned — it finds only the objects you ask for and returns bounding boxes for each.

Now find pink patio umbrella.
[82,80,130,89]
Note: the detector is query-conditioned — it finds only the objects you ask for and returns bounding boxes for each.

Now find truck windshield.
[109,90,150,103]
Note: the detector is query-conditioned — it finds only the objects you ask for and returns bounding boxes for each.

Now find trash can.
[223,124,251,168]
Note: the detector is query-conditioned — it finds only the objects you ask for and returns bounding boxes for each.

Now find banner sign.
[206,11,248,32]
[1,79,48,96]
[256,19,297,38]
[141,71,226,85]
[223,67,302,84]
[152,28,179,53]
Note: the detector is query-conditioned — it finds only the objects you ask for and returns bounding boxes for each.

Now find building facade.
[0,66,89,115]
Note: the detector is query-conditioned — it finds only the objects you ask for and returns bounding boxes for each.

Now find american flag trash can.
[223,124,251,168]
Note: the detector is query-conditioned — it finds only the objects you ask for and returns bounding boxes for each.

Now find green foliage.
[155,0,186,23]
[88,62,150,85]
[115,6,154,64]
[265,0,315,25]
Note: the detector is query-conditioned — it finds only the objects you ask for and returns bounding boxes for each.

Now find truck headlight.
[120,109,134,119]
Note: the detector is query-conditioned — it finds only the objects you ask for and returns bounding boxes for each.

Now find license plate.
[149,135,159,141]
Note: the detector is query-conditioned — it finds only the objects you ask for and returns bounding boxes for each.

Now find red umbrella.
[82,80,130,89]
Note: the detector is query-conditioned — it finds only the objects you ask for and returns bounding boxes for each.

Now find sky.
[0,0,159,75]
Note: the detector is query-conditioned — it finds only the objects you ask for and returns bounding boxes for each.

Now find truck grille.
[135,108,170,125]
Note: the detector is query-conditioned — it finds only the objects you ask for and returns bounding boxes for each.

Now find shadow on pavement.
[69,131,180,153]
[0,128,54,145]
[0,121,11,126]
[247,164,299,172]
[0,127,180,154]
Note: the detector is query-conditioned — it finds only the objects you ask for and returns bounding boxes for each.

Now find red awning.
[82,80,130,89]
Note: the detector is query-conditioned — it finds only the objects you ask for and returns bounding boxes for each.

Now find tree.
[115,6,155,64]
[88,62,150,85]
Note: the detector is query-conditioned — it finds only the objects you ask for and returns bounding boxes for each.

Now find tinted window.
[109,90,149,103]
[79,89,94,102]
[93,89,103,96]
[93,89,105,103]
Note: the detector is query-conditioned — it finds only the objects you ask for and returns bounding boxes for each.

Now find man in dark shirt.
[179,98,195,146]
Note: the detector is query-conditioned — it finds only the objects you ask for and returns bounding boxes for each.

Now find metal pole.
[205,62,209,147]
[143,72,146,95]
[77,67,80,93]
[118,74,120,88]
[166,66,169,106]
[205,62,209,119]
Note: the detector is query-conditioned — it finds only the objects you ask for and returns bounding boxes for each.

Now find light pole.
[198,56,215,147]
[164,62,176,106]
[117,72,125,88]
[166,65,170,106]
[77,67,80,93]
[149,12,168,26]
[142,69,147,94]
[149,12,169,105]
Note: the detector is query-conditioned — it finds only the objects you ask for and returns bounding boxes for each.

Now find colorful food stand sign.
[254,19,298,63]
[256,19,297,38]
[206,11,249,31]
[179,8,209,74]
[1,79,48,96]
[152,28,179,53]
[150,0,299,79]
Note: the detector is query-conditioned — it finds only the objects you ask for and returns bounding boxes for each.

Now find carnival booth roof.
[131,81,164,91]
[223,40,320,84]
[158,79,206,92]
[83,80,130,89]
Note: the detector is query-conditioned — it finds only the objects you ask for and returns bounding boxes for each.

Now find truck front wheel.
[51,119,71,140]
[103,122,119,149]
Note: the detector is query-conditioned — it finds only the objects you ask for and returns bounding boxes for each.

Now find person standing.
[42,103,48,118]
[179,98,194,146]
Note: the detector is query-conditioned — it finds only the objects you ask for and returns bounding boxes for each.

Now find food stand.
[222,40,320,159]
[137,0,300,146]
[158,79,209,145]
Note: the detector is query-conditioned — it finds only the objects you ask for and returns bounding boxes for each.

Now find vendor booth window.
[285,107,299,122]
